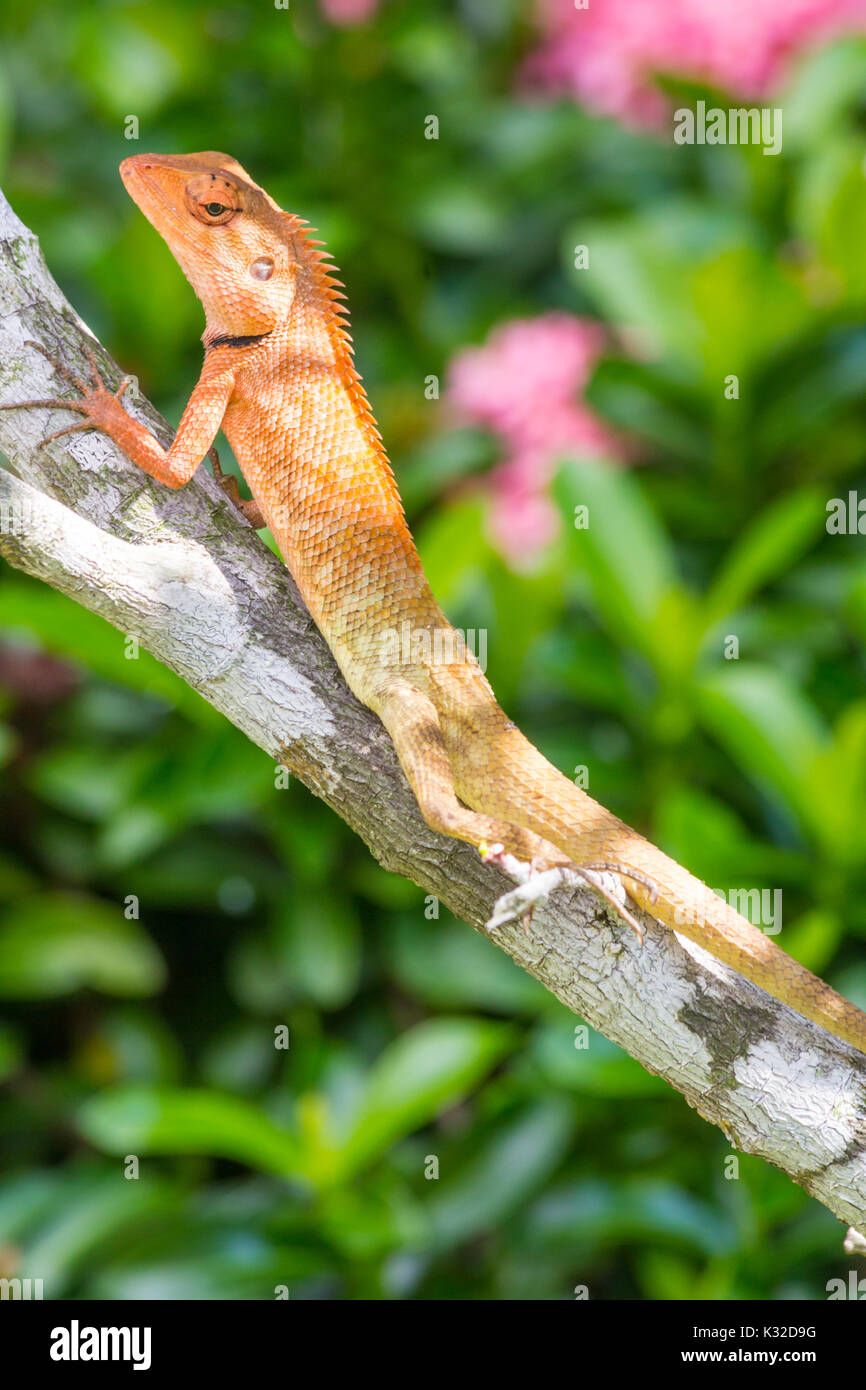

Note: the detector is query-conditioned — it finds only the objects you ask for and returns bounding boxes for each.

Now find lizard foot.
[208,450,266,528]
[481,842,647,942]
[0,339,133,445]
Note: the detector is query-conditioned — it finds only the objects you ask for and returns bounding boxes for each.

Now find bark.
[0,184,864,1233]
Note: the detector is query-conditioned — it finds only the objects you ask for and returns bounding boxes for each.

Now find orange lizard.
[4,151,865,1053]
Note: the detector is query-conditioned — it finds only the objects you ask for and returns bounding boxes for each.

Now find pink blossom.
[526,0,866,126]
[447,314,619,561]
[319,0,380,27]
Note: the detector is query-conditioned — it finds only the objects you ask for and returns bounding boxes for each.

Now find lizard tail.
[453,717,866,1054]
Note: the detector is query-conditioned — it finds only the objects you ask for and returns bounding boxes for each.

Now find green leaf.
[0,850,36,902]
[585,356,708,463]
[696,665,826,830]
[385,915,549,1014]
[272,892,362,1010]
[653,786,802,888]
[0,580,217,723]
[0,1172,68,1244]
[794,135,866,301]
[87,1007,184,1085]
[0,721,15,769]
[777,909,843,976]
[0,1023,23,1082]
[427,1099,574,1249]
[529,1024,667,1098]
[555,457,692,673]
[14,1170,178,1298]
[315,1179,426,1260]
[528,1178,736,1256]
[704,488,825,623]
[637,1249,735,1301]
[416,495,492,607]
[0,893,165,998]
[690,245,808,385]
[574,200,730,375]
[339,1018,515,1174]
[577,200,807,383]
[28,744,148,822]
[78,1085,302,1177]
[409,182,510,255]
[782,37,866,153]
[807,700,866,862]
[71,11,200,119]
[200,1023,276,1092]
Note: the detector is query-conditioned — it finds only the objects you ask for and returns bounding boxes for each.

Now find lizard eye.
[192,198,237,226]
[185,176,240,225]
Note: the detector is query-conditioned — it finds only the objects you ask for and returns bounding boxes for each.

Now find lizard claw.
[581,861,659,905]
[485,861,575,932]
[575,866,645,943]
[481,844,545,933]
[40,419,98,445]
[0,337,127,448]
[479,840,505,864]
[23,338,93,394]
[483,848,647,943]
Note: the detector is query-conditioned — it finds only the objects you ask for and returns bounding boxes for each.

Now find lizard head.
[120,151,297,341]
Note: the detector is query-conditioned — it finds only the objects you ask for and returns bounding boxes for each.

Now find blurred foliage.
[1,1,866,1300]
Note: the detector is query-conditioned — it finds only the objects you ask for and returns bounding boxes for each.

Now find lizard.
[3,150,865,1055]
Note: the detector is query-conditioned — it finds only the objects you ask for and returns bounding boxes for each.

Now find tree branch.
[1,184,864,1233]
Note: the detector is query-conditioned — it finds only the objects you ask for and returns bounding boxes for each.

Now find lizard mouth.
[118,156,210,270]
[119,155,170,226]
[119,153,156,190]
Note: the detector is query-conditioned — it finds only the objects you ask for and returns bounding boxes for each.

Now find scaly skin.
[5,151,866,1053]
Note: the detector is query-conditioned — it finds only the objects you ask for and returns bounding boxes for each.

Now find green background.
[1,0,866,1300]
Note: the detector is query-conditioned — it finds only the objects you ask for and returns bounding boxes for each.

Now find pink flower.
[526,0,866,126]
[319,0,380,26]
[447,314,619,561]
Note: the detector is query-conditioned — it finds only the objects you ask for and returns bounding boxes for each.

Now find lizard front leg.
[0,339,235,492]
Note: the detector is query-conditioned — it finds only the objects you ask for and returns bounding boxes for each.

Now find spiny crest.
[280,210,388,462]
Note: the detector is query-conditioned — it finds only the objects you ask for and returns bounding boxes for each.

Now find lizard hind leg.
[435,677,656,934]
[378,682,561,868]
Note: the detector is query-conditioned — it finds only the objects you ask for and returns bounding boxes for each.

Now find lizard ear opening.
[250,256,275,281]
